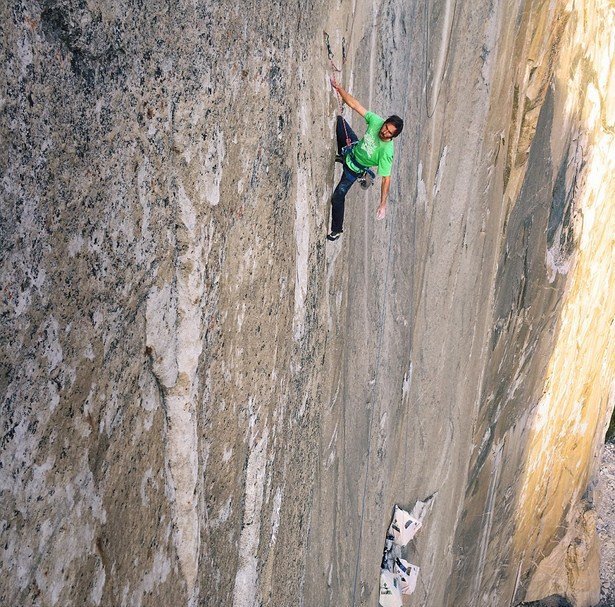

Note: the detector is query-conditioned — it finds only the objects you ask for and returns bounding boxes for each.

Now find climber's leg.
[330,165,359,234]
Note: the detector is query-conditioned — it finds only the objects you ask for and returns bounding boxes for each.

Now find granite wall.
[1,0,613,606]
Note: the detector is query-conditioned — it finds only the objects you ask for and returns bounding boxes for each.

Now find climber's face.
[379,123,397,141]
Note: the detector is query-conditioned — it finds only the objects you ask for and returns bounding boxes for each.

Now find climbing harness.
[341,141,376,189]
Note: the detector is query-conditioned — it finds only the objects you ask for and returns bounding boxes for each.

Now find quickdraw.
[324,31,346,73]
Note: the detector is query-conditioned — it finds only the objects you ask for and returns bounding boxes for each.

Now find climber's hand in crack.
[329,78,367,117]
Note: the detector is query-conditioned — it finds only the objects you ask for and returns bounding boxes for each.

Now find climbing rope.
[324,31,352,147]
[347,57,422,604]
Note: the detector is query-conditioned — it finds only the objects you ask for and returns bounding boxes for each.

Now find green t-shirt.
[346,111,394,177]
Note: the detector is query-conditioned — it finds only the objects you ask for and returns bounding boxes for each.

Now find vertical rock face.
[1,2,613,607]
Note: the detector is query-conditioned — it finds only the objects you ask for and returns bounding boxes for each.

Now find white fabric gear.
[387,504,422,546]
[394,557,420,595]
[379,570,403,607]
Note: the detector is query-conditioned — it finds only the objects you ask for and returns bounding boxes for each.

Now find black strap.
[349,150,372,173]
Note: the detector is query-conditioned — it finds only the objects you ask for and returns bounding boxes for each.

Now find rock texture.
[1,0,614,607]
[596,441,615,607]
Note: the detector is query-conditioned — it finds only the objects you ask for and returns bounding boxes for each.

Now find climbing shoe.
[326,231,342,241]
[335,155,343,164]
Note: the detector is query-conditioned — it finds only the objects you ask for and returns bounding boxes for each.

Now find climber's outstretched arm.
[377,176,390,220]
[330,78,367,117]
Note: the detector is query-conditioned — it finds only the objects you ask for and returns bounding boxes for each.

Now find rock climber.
[327,77,403,242]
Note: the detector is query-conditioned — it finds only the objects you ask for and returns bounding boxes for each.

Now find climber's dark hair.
[384,115,404,137]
